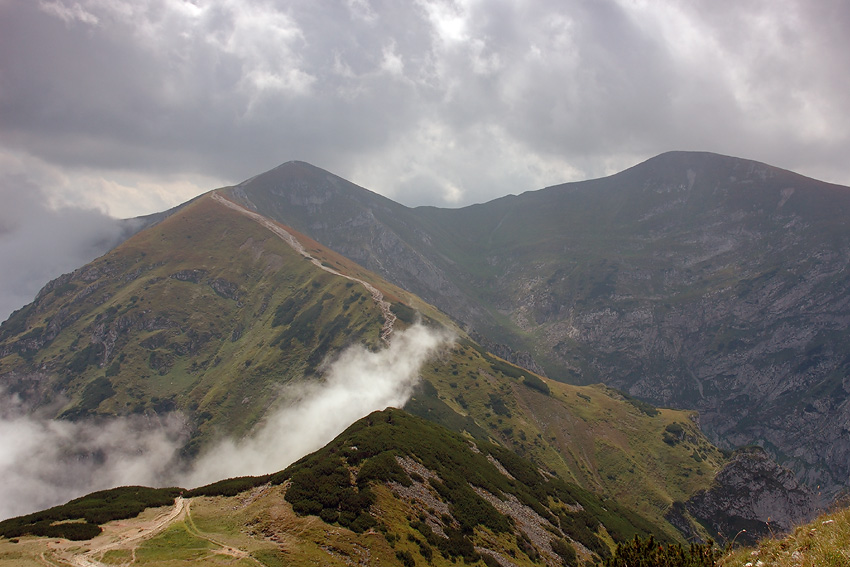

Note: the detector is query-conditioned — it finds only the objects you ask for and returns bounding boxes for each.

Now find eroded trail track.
[212,192,397,344]
[41,497,186,567]
[37,496,264,567]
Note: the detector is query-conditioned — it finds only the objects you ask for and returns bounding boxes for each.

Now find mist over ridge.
[0,323,452,520]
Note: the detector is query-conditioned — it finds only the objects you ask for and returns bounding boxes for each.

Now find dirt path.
[211,192,397,344]
[40,496,264,567]
[40,497,186,567]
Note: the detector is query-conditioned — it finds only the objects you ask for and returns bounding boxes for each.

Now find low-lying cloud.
[0,405,186,520]
[0,323,453,520]
[184,323,454,486]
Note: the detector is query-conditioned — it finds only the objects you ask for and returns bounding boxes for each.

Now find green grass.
[135,523,214,562]
[412,341,724,537]
[0,195,387,451]
[99,549,133,564]
[718,506,850,567]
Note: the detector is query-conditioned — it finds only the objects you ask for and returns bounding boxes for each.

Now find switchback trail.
[212,192,397,344]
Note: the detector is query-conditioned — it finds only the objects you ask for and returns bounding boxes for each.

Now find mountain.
[0,193,408,454]
[0,189,739,532]
[0,410,835,565]
[0,155,824,550]
[222,152,850,498]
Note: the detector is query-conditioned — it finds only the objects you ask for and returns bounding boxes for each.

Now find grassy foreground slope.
[718,505,850,567]
[0,409,664,566]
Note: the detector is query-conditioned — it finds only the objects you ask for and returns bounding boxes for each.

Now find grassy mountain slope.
[408,339,727,535]
[223,153,850,497]
[718,504,850,567]
[0,193,425,453]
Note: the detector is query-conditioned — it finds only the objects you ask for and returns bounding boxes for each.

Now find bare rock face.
[670,447,818,545]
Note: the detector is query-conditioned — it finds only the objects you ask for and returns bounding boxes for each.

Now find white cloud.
[0,324,453,519]
[0,405,186,520]
[185,324,454,486]
[0,157,132,322]
[38,0,98,25]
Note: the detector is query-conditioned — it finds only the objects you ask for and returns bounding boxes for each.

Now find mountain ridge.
[218,151,850,498]
[0,163,828,560]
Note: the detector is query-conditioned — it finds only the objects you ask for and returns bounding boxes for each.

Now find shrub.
[486,393,511,417]
[489,359,525,380]
[522,374,550,395]
[551,537,578,567]
[184,475,271,498]
[357,452,411,487]
[0,486,182,541]
[604,535,719,567]
[395,550,416,567]
[391,302,417,325]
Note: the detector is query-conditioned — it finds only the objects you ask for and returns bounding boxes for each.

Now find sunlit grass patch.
[719,507,850,567]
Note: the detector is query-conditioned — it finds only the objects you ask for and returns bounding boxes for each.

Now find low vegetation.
[718,505,850,567]
[604,535,720,567]
[0,486,182,540]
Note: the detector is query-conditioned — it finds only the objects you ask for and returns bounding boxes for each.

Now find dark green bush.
[184,475,272,498]
[486,393,511,417]
[357,452,411,487]
[604,535,719,567]
[271,298,299,327]
[551,537,578,567]
[395,549,416,567]
[489,359,525,380]
[391,302,417,325]
[522,374,550,395]
[0,486,182,541]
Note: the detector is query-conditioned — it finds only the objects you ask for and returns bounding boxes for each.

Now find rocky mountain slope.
[222,152,850,498]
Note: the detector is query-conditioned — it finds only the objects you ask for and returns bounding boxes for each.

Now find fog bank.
[0,172,129,323]
[0,324,452,519]
[184,324,454,487]
[0,407,186,520]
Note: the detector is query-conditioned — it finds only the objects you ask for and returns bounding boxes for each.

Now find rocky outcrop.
[670,447,817,545]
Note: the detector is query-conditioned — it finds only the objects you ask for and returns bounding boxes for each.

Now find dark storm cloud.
[0,0,848,211]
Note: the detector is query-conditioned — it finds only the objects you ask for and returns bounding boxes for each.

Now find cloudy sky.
[1,0,849,317]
